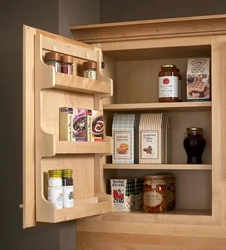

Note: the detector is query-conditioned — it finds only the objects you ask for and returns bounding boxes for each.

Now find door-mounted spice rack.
[34,33,113,223]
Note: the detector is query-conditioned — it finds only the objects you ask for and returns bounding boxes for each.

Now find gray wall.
[100,0,226,23]
[0,1,99,250]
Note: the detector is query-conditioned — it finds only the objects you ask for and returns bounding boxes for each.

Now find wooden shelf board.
[104,164,212,170]
[54,72,111,95]
[104,102,211,112]
[56,141,112,155]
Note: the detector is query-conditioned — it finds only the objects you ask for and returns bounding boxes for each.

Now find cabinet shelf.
[104,101,211,112]
[104,164,212,170]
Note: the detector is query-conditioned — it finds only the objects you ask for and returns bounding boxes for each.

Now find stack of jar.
[158,64,182,102]
[143,173,175,213]
[48,169,74,209]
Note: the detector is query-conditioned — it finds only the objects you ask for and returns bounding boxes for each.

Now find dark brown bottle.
[183,127,206,164]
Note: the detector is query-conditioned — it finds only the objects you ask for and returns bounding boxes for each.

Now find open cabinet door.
[23,25,113,228]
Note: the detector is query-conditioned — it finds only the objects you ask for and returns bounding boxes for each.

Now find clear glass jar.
[61,55,73,75]
[159,64,179,102]
[44,52,61,72]
[183,127,206,164]
[83,61,97,80]
[48,170,63,209]
[62,169,74,208]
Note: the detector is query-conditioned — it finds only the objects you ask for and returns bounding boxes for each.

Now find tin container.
[143,175,167,213]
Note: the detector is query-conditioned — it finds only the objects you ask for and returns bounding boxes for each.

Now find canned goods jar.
[48,170,63,209]
[61,55,73,75]
[44,52,61,72]
[83,61,97,80]
[143,175,167,213]
[157,173,176,210]
[62,169,74,208]
[159,64,179,102]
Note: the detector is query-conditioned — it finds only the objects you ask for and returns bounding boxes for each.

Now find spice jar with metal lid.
[48,170,63,209]
[143,174,167,213]
[183,127,206,164]
[159,64,179,102]
[44,52,61,72]
[61,55,73,75]
[83,61,97,80]
[62,169,74,208]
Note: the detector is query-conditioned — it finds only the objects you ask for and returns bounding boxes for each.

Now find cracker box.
[87,110,104,142]
[186,58,210,101]
[112,114,135,164]
[59,107,73,141]
[139,113,169,164]
[73,108,87,141]
[110,178,143,211]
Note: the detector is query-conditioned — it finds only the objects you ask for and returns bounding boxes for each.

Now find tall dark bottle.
[183,127,206,164]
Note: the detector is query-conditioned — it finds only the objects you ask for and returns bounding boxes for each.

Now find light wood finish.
[104,164,211,170]
[71,16,226,250]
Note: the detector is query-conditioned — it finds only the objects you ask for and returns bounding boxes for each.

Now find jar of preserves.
[143,175,167,213]
[48,170,63,209]
[176,68,182,102]
[83,61,97,80]
[183,127,206,164]
[62,169,74,208]
[61,55,73,75]
[159,64,179,102]
[44,52,61,72]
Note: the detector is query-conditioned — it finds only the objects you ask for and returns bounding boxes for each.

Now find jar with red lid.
[183,127,206,164]
[159,64,179,102]
[61,55,73,75]
[143,175,167,213]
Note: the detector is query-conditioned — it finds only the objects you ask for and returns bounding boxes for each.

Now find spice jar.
[176,68,182,102]
[48,170,63,209]
[183,127,206,164]
[62,169,74,208]
[159,64,179,102]
[61,55,73,75]
[83,61,97,80]
[143,175,167,213]
[45,52,61,72]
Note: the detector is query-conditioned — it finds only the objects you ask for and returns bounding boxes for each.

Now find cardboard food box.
[112,114,135,164]
[186,58,210,101]
[72,108,87,141]
[110,178,143,211]
[87,110,104,142]
[139,113,169,164]
[59,107,73,141]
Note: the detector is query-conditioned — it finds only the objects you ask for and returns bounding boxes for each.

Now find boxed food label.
[110,178,143,211]
[186,58,210,101]
[59,107,73,141]
[112,114,135,163]
[73,109,87,141]
[87,110,104,142]
[139,113,169,164]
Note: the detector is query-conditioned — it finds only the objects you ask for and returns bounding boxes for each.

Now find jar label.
[140,130,158,159]
[63,186,74,208]
[159,76,179,98]
[48,177,62,187]
[143,191,163,207]
[48,186,63,209]
[83,69,96,80]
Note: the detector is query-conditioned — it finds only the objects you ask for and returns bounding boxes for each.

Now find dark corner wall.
[100,0,226,23]
[0,1,99,250]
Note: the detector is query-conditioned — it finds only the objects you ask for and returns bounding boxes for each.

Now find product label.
[141,130,158,159]
[61,65,73,75]
[159,76,179,98]
[63,186,74,208]
[111,179,127,211]
[143,191,163,207]
[114,131,131,159]
[48,186,63,209]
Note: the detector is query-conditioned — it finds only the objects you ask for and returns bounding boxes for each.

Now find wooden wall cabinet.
[69,15,226,249]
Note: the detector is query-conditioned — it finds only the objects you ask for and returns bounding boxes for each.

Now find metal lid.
[48,170,62,178]
[161,64,177,69]
[61,55,73,63]
[45,52,61,61]
[83,61,97,70]
[186,127,203,131]
[62,169,73,178]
